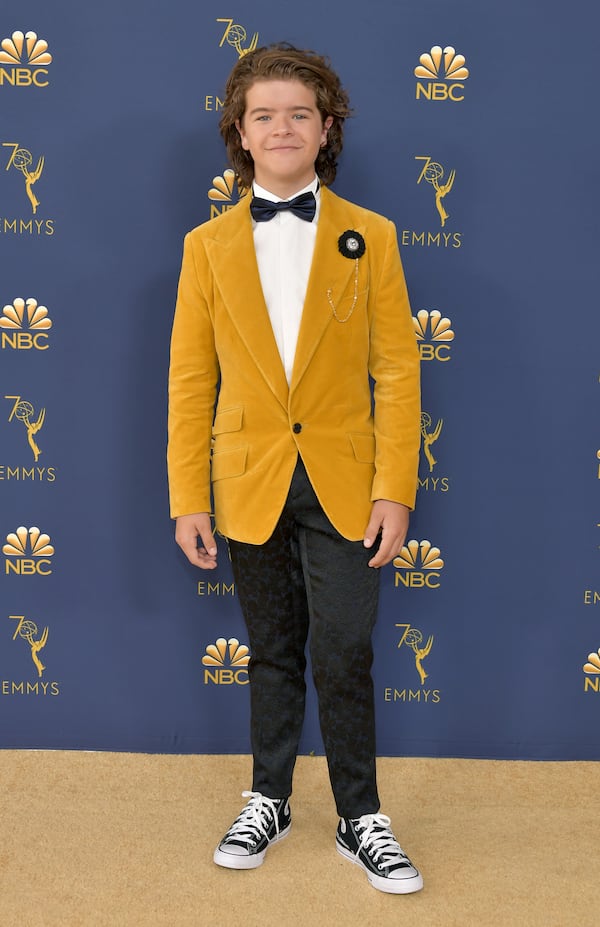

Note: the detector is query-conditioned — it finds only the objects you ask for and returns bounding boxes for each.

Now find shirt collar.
[252,176,320,204]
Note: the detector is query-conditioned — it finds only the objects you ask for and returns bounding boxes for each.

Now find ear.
[235,118,249,151]
[321,115,334,145]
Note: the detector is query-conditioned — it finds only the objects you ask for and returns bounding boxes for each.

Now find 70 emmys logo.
[3,142,44,214]
[3,526,54,575]
[393,540,444,589]
[5,395,45,460]
[415,45,469,101]
[216,19,258,58]
[0,31,51,87]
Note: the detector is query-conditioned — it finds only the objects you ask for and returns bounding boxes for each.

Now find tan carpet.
[0,751,597,927]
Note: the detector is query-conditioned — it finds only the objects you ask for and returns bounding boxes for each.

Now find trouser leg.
[228,504,309,800]
[293,467,381,818]
[228,457,381,816]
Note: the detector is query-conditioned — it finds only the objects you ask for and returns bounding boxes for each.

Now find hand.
[175,513,218,569]
[363,500,410,568]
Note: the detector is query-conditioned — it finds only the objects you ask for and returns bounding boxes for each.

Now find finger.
[195,550,218,569]
[176,527,217,569]
[363,515,382,549]
[368,531,402,569]
[197,524,217,558]
[180,541,218,569]
[369,538,397,567]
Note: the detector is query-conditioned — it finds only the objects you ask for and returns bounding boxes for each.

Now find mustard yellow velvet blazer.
[168,185,420,544]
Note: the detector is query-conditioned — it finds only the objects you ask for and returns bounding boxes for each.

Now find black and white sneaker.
[336,813,423,894]
[213,790,291,870]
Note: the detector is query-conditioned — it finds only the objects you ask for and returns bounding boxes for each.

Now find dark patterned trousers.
[227,455,381,818]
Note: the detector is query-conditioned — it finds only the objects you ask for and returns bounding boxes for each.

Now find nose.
[271,115,293,135]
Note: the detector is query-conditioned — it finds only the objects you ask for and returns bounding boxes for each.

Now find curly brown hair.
[219,43,352,189]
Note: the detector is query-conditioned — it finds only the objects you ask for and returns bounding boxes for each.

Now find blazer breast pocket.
[329,285,369,324]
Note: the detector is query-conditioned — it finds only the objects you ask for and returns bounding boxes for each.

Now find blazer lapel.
[203,196,289,409]
[291,187,366,392]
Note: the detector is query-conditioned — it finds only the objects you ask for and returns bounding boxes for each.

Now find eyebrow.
[247,105,315,116]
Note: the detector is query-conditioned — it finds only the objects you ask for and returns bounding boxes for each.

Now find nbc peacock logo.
[202,637,250,685]
[393,540,444,589]
[3,526,54,576]
[583,648,600,693]
[208,169,248,219]
[0,31,52,87]
[0,298,52,350]
[415,45,469,101]
[413,310,454,362]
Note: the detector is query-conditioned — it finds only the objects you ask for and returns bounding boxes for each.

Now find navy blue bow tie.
[250,190,317,223]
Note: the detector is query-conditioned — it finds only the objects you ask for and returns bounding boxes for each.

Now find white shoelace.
[224,791,281,848]
[354,814,410,868]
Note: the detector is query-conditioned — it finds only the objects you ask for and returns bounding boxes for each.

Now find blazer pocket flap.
[212,406,243,436]
[211,445,247,481]
[349,432,375,463]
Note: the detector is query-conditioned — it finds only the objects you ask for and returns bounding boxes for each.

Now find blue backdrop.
[1,0,598,759]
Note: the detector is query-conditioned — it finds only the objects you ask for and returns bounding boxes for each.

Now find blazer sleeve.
[368,219,421,509]
[167,231,219,518]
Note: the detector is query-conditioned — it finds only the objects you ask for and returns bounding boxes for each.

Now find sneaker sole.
[336,842,424,894]
[214,823,291,870]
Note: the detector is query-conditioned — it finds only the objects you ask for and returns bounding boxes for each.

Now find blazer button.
[292,422,302,434]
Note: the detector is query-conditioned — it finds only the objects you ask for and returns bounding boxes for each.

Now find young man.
[168,44,422,894]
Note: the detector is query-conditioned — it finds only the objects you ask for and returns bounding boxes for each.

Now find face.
[236,79,333,198]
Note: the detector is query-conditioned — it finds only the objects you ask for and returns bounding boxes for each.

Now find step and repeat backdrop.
[1,1,598,758]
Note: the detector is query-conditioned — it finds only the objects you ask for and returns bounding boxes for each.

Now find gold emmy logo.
[216,19,259,57]
[413,309,454,361]
[10,615,48,678]
[416,156,455,228]
[396,623,434,685]
[203,637,250,685]
[0,30,51,87]
[205,20,259,110]
[3,142,44,214]
[420,412,443,473]
[208,168,248,218]
[5,395,45,460]
[418,407,449,493]
[596,449,600,479]
[3,526,54,576]
[584,647,600,693]
[393,540,444,589]
[415,45,469,101]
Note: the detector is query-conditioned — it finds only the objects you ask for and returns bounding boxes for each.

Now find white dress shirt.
[252,176,320,384]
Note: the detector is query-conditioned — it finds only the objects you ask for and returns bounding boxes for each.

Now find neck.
[253,173,317,200]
